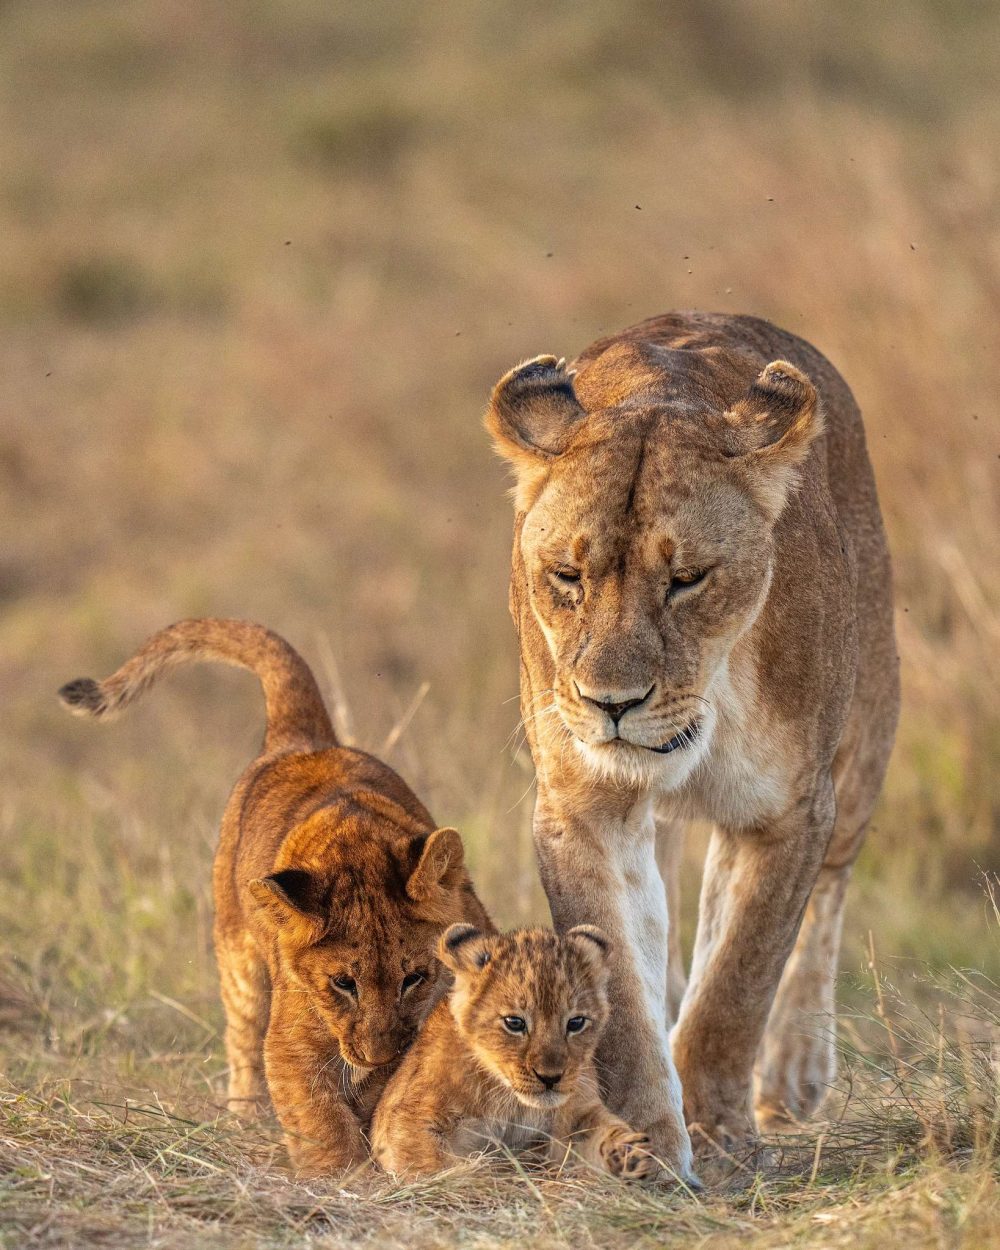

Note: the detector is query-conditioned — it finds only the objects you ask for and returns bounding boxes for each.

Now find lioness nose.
[533,1069,564,1090]
[576,682,654,724]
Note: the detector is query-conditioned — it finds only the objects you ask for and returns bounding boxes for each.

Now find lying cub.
[60,618,490,1175]
[372,924,657,1180]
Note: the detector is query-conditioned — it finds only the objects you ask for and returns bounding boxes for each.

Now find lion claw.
[600,1128,659,1180]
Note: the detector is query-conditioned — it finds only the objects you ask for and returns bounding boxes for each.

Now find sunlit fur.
[519,416,785,797]
[488,312,900,1163]
[59,618,491,1175]
[372,926,658,1180]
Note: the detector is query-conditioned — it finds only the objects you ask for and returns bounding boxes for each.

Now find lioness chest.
[643,681,787,831]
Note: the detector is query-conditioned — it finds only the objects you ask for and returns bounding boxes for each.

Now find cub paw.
[599,1126,659,1181]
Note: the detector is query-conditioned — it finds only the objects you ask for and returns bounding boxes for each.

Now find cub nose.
[575,682,654,724]
[533,1069,564,1090]
[358,1047,399,1068]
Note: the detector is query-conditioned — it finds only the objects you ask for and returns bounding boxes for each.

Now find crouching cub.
[59,619,490,1176]
[372,925,657,1180]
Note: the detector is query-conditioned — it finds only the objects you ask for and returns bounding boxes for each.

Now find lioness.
[59,619,491,1175]
[372,924,658,1180]
[486,312,899,1168]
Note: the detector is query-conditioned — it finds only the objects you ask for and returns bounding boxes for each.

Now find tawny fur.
[371,926,658,1182]
[59,619,491,1176]
[486,312,899,1170]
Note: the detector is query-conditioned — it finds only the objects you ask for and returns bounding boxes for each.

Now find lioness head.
[250,819,471,1071]
[486,344,822,790]
[439,924,611,1109]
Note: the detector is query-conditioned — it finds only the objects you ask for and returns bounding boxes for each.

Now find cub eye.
[331,974,356,995]
[502,1015,528,1034]
[566,1016,587,1034]
[401,971,426,993]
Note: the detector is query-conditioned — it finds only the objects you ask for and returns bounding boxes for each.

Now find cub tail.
[58,618,337,754]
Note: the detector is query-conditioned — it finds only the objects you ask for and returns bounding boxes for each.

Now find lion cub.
[60,619,490,1176]
[372,925,657,1180]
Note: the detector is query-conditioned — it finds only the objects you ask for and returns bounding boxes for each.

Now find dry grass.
[3,967,1000,1248]
[2,1,999,1244]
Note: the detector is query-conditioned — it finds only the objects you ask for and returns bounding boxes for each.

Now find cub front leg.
[216,933,270,1118]
[598,1122,660,1180]
[533,789,695,1184]
[263,1015,369,1176]
[557,1098,658,1180]
[373,1126,452,1179]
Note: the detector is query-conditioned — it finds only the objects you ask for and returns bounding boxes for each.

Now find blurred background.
[2,1,999,1079]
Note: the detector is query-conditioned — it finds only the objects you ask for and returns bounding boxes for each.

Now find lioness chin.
[60,618,491,1176]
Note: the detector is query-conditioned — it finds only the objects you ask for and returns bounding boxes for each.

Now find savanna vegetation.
[1,2,999,1245]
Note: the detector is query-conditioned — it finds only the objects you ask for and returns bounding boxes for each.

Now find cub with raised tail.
[372,924,658,1180]
[59,619,490,1175]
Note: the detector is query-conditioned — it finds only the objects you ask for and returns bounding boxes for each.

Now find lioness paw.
[599,1127,658,1180]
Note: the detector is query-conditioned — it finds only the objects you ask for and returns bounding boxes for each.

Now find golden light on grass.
[2,1,999,1244]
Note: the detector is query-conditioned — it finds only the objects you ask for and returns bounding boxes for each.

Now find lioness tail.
[58,618,336,754]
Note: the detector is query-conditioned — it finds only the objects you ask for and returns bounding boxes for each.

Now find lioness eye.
[401,971,426,992]
[550,567,580,586]
[566,1016,587,1034]
[502,1015,527,1033]
[331,974,357,995]
[670,568,709,594]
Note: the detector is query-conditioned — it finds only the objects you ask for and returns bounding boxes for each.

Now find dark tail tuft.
[58,677,108,717]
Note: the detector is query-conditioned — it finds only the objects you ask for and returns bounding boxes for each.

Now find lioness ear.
[485,355,585,511]
[567,924,613,967]
[438,923,493,974]
[248,869,327,938]
[406,827,466,902]
[725,361,822,519]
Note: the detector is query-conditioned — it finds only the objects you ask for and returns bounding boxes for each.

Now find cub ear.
[438,923,494,974]
[485,355,585,511]
[248,869,327,938]
[724,361,822,519]
[406,827,466,903]
[567,924,613,967]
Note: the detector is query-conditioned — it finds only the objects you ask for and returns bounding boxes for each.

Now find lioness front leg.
[754,862,851,1129]
[654,809,688,1026]
[533,790,695,1183]
[673,790,833,1154]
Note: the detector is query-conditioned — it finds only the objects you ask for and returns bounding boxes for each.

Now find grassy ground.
[2,1,999,1245]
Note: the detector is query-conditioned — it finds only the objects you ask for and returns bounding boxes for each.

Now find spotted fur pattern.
[372,926,659,1181]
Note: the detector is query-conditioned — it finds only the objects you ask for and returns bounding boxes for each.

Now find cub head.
[486,346,822,790]
[439,924,612,1109]
[249,815,473,1073]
